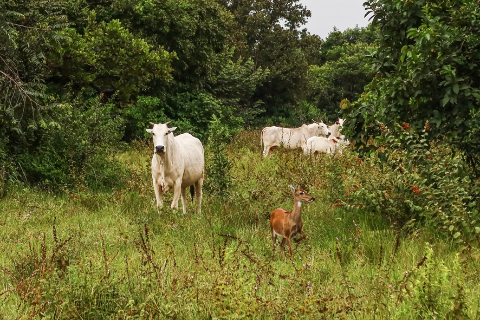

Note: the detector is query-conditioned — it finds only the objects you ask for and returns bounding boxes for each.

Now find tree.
[305,26,376,121]
[217,0,313,124]
[307,42,375,121]
[344,0,480,163]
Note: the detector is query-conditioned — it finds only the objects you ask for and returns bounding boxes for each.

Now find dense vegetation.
[1,0,376,189]
[1,0,480,318]
[1,133,479,319]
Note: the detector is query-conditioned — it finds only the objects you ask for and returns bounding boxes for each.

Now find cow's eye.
[165,132,169,136]
[152,133,155,136]
[300,192,304,195]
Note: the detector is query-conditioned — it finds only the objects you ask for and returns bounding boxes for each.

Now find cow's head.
[310,121,331,137]
[146,121,177,154]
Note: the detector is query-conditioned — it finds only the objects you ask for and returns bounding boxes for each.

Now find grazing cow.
[261,122,331,157]
[270,185,315,258]
[303,135,350,159]
[146,121,204,214]
[328,118,345,138]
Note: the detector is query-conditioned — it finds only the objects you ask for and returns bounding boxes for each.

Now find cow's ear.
[289,185,296,193]
[146,129,153,134]
[168,127,177,133]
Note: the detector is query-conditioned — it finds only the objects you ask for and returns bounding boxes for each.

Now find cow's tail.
[190,185,195,203]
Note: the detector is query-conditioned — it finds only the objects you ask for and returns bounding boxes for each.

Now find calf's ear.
[167,127,177,133]
[146,129,153,134]
[289,185,296,193]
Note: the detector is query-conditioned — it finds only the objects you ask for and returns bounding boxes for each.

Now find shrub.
[5,100,126,190]
[341,122,480,245]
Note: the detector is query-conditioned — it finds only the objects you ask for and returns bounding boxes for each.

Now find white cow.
[303,135,350,159]
[261,122,331,157]
[328,118,345,138]
[146,121,204,214]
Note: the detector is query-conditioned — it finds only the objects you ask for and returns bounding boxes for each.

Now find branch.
[0,70,42,107]
[7,22,50,31]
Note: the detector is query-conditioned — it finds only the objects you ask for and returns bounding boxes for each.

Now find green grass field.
[1,131,479,319]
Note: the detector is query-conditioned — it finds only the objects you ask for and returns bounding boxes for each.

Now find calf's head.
[146,121,177,154]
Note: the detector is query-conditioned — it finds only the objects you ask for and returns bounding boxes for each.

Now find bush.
[340,122,480,245]
[4,100,126,190]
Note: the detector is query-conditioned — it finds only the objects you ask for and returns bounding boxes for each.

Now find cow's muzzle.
[327,131,331,137]
[155,145,165,154]
[309,197,315,202]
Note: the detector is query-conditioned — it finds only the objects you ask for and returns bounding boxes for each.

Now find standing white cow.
[261,122,331,157]
[328,118,345,138]
[146,121,204,214]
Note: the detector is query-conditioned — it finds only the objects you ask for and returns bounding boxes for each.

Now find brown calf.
[270,185,315,258]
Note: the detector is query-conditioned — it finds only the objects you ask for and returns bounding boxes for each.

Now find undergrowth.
[0,130,479,319]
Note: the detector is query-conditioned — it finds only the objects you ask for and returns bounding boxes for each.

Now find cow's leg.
[180,187,187,213]
[263,144,270,158]
[153,177,163,214]
[195,179,203,213]
[171,180,182,211]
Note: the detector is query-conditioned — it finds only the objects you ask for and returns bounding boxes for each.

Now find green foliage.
[345,0,480,164]
[341,121,480,245]
[307,42,375,121]
[124,96,168,139]
[203,115,238,200]
[49,12,174,103]
[219,0,315,122]
[1,131,479,319]
[7,100,126,189]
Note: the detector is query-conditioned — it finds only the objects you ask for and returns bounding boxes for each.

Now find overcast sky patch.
[299,0,370,39]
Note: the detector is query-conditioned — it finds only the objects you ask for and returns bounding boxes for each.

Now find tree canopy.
[344,0,480,164]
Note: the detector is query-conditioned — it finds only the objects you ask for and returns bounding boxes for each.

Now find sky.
[299,0,370,39]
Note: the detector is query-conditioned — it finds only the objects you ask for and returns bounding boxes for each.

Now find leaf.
[453,84,459,94]
[448,225,454,231]
[442,95,450,107]
[476,227,480,234]
[453,232,461,238]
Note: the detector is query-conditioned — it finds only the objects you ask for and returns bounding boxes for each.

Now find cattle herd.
[146,118,347,257]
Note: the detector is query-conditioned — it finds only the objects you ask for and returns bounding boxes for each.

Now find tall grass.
[0,131,479,319]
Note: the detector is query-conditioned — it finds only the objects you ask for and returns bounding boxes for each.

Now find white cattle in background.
[261,122,331,157]
[146,121,204,214]
[303,135,350,159]
[328,118,345,138]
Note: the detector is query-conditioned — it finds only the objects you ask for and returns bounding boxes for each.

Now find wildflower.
[357,230,360,235]
[255,286,257,290]
[402,122,411,130]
